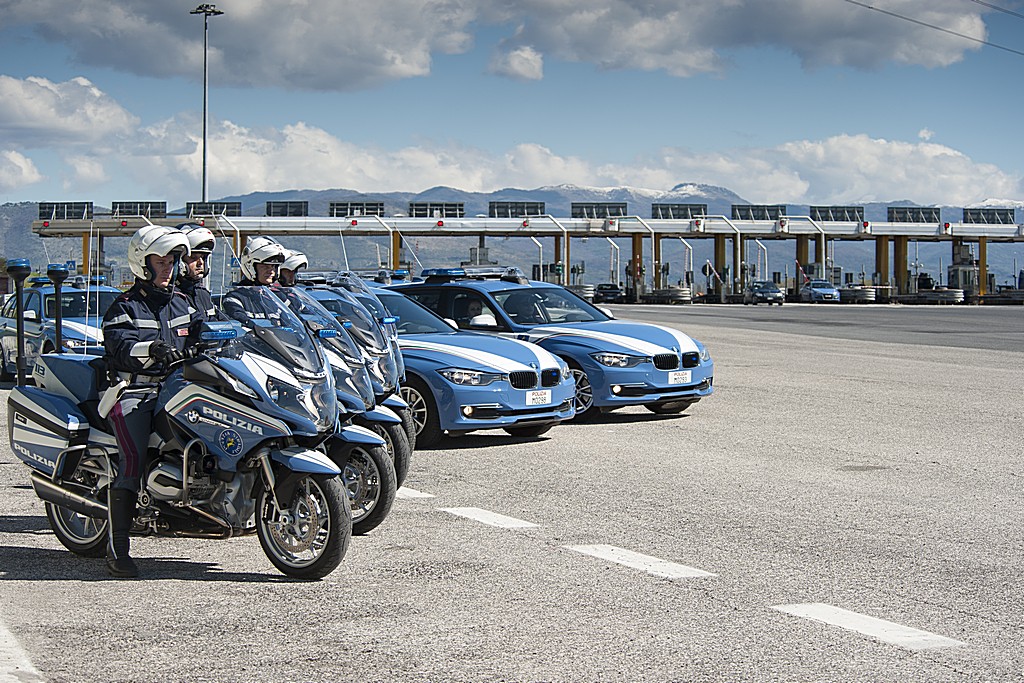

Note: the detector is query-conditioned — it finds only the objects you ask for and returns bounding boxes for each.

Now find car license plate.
[668,370,691,384]
[526,389,552,405]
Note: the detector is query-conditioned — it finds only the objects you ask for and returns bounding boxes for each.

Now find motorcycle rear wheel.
[45,452,112,557]
[256,474,351,580]
[46,502,108,557]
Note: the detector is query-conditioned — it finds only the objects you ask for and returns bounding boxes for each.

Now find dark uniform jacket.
[102,281,200,379]
[178,277,218,322]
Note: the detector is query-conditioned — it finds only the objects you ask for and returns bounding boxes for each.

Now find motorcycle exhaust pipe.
[29,471,108,519]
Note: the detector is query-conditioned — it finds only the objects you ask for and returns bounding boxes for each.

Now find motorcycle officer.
[277,249,308,287]
[102,225,201,578]
[175,223,219,322]
[220,235,288,327]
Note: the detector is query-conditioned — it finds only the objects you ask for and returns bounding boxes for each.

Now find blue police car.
[0,278,121,380]
[392,268,713,420]
[371,287,575,447]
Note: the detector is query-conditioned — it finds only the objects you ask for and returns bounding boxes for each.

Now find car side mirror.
[599,307,614,319]
[23,310,39,322]
[444,318,459,329]
[468,313,498,328]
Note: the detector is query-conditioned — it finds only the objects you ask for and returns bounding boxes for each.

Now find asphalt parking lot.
[0,304,1021,682]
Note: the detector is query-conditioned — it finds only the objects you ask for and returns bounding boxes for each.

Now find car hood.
[399,332,562,372]
[520,320,700,355]
[59,317,104,342]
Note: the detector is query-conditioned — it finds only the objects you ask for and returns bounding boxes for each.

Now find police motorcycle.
[8,273,351,580]
[301,275,415,485]
[271,285,397,535]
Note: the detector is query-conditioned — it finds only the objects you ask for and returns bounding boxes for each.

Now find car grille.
[682,352,700,368]
[509,371,538,389]
[540,368,561,387]
[654,354,679,370]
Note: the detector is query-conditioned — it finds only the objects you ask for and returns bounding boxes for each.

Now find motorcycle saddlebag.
[8,386,91,477]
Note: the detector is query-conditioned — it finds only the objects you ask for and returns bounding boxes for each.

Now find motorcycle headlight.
[438,368,503,386]
[591,352,647,368]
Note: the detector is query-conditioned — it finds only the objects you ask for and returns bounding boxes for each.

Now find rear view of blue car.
[373,288,575,447]
[0,279,121,380]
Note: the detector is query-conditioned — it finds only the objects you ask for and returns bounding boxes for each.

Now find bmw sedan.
[373,288,576,447]
[392,268,713,420]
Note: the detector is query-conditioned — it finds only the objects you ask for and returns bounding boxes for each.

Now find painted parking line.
[396,487,435,499]
[439,507,538,528]
[0,619,44,683]
[564,544,716,579]
[772,603,966,651]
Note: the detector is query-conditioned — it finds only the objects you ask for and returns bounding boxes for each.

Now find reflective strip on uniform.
[103,313,132,328]
[130,341,155,358]
[169,313,192,328]
[135,319,160,329]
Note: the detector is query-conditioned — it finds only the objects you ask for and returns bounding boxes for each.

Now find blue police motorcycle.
[8,302,352,580]
[273,286,397,535]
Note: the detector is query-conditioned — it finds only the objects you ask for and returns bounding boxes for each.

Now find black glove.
[150,340,190,365]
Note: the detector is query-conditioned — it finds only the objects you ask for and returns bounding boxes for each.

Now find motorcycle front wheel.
[339,443,397,536]
[256,474,351,580]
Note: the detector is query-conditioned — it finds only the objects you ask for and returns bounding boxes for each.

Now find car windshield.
[219,285,326,376]
[493,286,608,326]
[377,292,455,335]
[754,283,779,291]
[809,281,833,289]
[44,290,121,319]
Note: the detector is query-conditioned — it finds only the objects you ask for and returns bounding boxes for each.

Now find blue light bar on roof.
[420,268,466,277]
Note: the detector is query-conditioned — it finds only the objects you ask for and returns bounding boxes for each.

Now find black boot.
[106,489,139,578]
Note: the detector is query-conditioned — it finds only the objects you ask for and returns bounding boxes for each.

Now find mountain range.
[3,183,1022,288]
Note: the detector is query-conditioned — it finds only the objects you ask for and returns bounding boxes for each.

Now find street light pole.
[190,4,224,203]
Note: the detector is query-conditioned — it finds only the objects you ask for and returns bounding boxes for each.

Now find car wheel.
[399,376,444,449]
[645,400,695,415]
[502,424,553,438]
[567,361,598,422]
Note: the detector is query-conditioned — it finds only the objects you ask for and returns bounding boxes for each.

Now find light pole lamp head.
[190,4,224,16]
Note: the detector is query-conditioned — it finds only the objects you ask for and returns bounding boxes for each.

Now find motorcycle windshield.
[270,286,365,365]
[315,286,391,355]
[219,286,326,378]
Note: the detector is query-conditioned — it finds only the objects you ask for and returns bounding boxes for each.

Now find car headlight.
[438,368,503,386]
[700,346,712,363]
[591,352,647,368]
[559,361,571,380]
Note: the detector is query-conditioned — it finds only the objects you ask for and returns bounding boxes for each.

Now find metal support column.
[653,234,663,289]
[631,233,644,301]
[553,235,562,284]
[392,231,403,270]
[714,235,727,296]
[894,236,909,294]
[875,236,890,288]
[796,235,809,272]
[814,234,825,277]
[979,238,988,296]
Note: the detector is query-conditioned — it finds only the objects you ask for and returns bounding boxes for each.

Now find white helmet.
[127,225,191,280]
[239,235,286,281]
[281,249,308,273]
[176,223,217,255]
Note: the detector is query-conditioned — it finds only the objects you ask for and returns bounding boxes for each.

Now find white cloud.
[62,155,109,190]
[0,76,139,147]
[918,128,935,141]
[490,46,544,81]
[0,150,43,192]
[2,0,992,89]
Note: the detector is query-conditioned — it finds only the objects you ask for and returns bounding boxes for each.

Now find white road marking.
[396,487,435,499]
[564,544,716,579]
[772,603,967,651]
[0,619,44,683]
[439,507,538,528]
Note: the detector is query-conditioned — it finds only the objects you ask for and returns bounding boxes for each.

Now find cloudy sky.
[0,0,1022,209]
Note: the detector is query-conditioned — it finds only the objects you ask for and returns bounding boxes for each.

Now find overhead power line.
[968,0,1024,22]
[841,0,1024,57]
